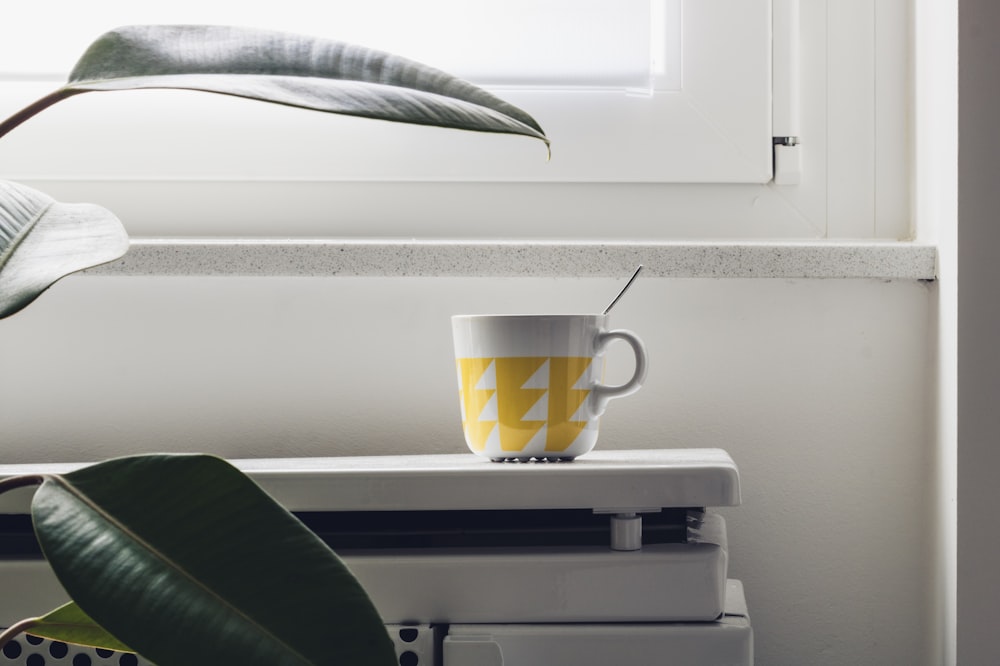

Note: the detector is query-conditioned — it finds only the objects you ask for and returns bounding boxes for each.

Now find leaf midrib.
[0,195,52,267]
[43,474,314,666]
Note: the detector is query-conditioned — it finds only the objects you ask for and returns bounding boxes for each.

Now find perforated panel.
[2,626,440,666]
[387,624,440,666]
[0,633,152,666]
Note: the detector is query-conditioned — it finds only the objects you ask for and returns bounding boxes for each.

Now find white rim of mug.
[452,313,608,320]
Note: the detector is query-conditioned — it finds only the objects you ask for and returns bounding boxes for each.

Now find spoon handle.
[603,265,643,315]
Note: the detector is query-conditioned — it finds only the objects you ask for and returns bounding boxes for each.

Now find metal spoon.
[603,265,643,315]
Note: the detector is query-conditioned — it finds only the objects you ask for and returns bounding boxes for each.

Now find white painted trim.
[772,0,801,138]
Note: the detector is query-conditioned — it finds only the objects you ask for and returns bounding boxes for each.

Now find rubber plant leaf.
[0,24,549,144]
[0,25,547,319]
[25,602,134,653]
[28,453,397,666]
[0,180,128,319]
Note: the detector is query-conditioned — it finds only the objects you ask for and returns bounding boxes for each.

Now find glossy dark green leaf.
[26,602,134,653]
[0,24,548,144]
[30,454,397,666]
[0,180,128,319]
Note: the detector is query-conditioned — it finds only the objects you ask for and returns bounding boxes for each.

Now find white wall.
[1,273,936,665]
[0,1,954,661]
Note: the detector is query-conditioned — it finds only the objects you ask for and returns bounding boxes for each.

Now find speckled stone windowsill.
[82,240,938,280]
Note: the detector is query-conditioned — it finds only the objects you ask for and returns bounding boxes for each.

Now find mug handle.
[591,329,648,414]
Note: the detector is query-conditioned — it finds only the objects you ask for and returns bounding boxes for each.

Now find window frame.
[0,0,912,240]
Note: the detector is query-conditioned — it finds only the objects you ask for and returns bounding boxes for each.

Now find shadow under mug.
[452,314,647,461]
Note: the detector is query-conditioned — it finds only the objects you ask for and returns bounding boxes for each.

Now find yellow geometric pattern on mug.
[457,356,593,453]
[456,357,497,452]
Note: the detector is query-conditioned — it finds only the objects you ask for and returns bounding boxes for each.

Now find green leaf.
[27,602,134,653]
[0,24,548,144]
[0,25,547,318]
[30,454,397,666]
[0,180,128,319]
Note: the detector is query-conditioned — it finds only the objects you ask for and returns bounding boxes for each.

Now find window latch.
[773,136,802,185]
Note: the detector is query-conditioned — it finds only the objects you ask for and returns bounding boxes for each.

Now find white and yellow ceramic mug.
[451,314,647,461]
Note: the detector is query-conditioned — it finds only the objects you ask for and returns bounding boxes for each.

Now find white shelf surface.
[81,239,938,279]
[0,449,740,514]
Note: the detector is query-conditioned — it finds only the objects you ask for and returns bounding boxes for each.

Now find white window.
[0,1,910,239]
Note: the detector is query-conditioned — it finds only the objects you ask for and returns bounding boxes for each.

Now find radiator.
[0,449,752,665]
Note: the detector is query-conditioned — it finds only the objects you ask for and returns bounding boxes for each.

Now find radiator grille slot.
[299,508,691,549]
[0,508,691,557]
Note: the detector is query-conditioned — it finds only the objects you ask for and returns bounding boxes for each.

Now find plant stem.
[0,474,45,494]
[0,89,80,141]
[0,617,39,652]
